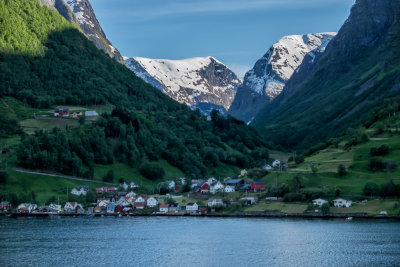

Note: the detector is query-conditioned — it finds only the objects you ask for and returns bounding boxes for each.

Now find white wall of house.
[186,203,198,212]
[313,198,329,207]
[147,197,159,207]
[333,198,352,208]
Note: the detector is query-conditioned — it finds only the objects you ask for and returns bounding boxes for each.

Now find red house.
[250,181,266,192]
[0,201,12,211]
[200,183,209,193]
[115,205,124,213]
[54,108,69,117]
[174,185,181,193]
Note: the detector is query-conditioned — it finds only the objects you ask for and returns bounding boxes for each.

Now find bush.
[370,144,390,156]
[337,164,347,176]
[363,182,380,196]
[283,193,305,202]
[295,155,304,164]
[103,170,115,182]
[0,171,8,184]
[321,203,330,214]
[139,162,165,180]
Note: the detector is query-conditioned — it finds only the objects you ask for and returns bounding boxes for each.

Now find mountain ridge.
[228,33,336,123]
[125,56,241,114]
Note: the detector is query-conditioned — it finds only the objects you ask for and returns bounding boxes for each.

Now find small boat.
[346,217,353,220]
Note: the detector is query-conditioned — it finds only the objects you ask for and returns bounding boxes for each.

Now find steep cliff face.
[39,0,79,26]
[125,56,241,114]
[228,33,336,123]
[64,0,123,62]
[252,0,400,150]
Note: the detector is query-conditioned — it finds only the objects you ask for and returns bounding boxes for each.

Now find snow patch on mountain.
[125,56,241,112]
[245,33,336,98]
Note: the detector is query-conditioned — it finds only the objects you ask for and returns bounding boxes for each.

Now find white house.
[333,198,352,208]
[186,203,199,213]
[210,181,224,194]
[117,197,131,207]
[49,203,62,213]
[97,199,110,208]
[159,204,169,213]
[224,185,235,193]
[134,196,146,209]
[147,197,159,208]
[167,180,175,190]
[129,182,139,188]
[17,203,37,213]
[70,187,87,196]
[312,198,329,207]
[263,164,273,170]
[64,202,84,213]
[207,199,224,207]
[126,191,137,198]
[120,182,129,190]
[272,160,281,168]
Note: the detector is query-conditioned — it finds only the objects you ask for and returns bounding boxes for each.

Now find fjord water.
[1,217,399,266]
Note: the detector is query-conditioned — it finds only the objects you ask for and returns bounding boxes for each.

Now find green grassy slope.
[253,0,400,151]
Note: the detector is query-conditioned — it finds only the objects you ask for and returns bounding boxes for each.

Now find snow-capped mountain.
[229,33,336,123]
[63,0,123,62]
[125,56,242,114]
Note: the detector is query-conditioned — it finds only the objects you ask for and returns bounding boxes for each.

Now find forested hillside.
[0,0,269,180]
[252,0,400,151]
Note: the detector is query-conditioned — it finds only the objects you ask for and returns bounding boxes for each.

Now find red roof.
[134,202,146,207]
[201,183,209,190]
[160,204,169,209]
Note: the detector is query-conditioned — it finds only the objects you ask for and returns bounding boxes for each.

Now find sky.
[91,0,355,78]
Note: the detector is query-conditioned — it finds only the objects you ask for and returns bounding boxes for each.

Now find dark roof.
[225,179,243,184]
[170,203,179,207]
[254,181,265,185]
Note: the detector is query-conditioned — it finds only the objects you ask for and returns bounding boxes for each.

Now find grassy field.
[330,200,400,215]
[244,201,308,213]
[20,117,80,134]
[0,169,109,204]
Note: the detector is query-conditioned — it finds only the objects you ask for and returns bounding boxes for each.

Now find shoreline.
[2,212,400,220]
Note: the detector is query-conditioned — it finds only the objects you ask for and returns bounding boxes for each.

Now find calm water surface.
[0,217,399,266]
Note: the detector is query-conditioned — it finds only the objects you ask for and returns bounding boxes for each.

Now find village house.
[117,196,131,207]
[333,198,352,208]
[191,179,204,188]
[48,203,62,213]
[64,202,84,213]
[169,203,181,213]
[207,199,224,208]
[263,164,273,170]
[106,202,117,213]
[200,207,208,215]
[134,196,146,209]
[249,181,266,192]
[94,206,102,213]
[266,197,278,201]
[122,207,133,214]
[224,179,244,189]
[224,185,235,193]
[69,112,82,118]
[272,160,281,168]
[312,198,329,207]
[239,169,248,177]
[147,197,159,208]
[196,182,209,194]
[240,196,258,205]
[84,110,98,117]
[239,184,252,191]
[120,182,130,190]
[159,204,169,213]
[206,177,218,185]
[129,182,139,188]
[70,187,87,196]
[174,185,181,193]
[17,203,37,213]
[186,203,199,213]
[210,181,224,194]
[126,191,137,198]
[54,108,69,117]
[167,180,175,190]
[115,205,124,213]
[0,201,12,211]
